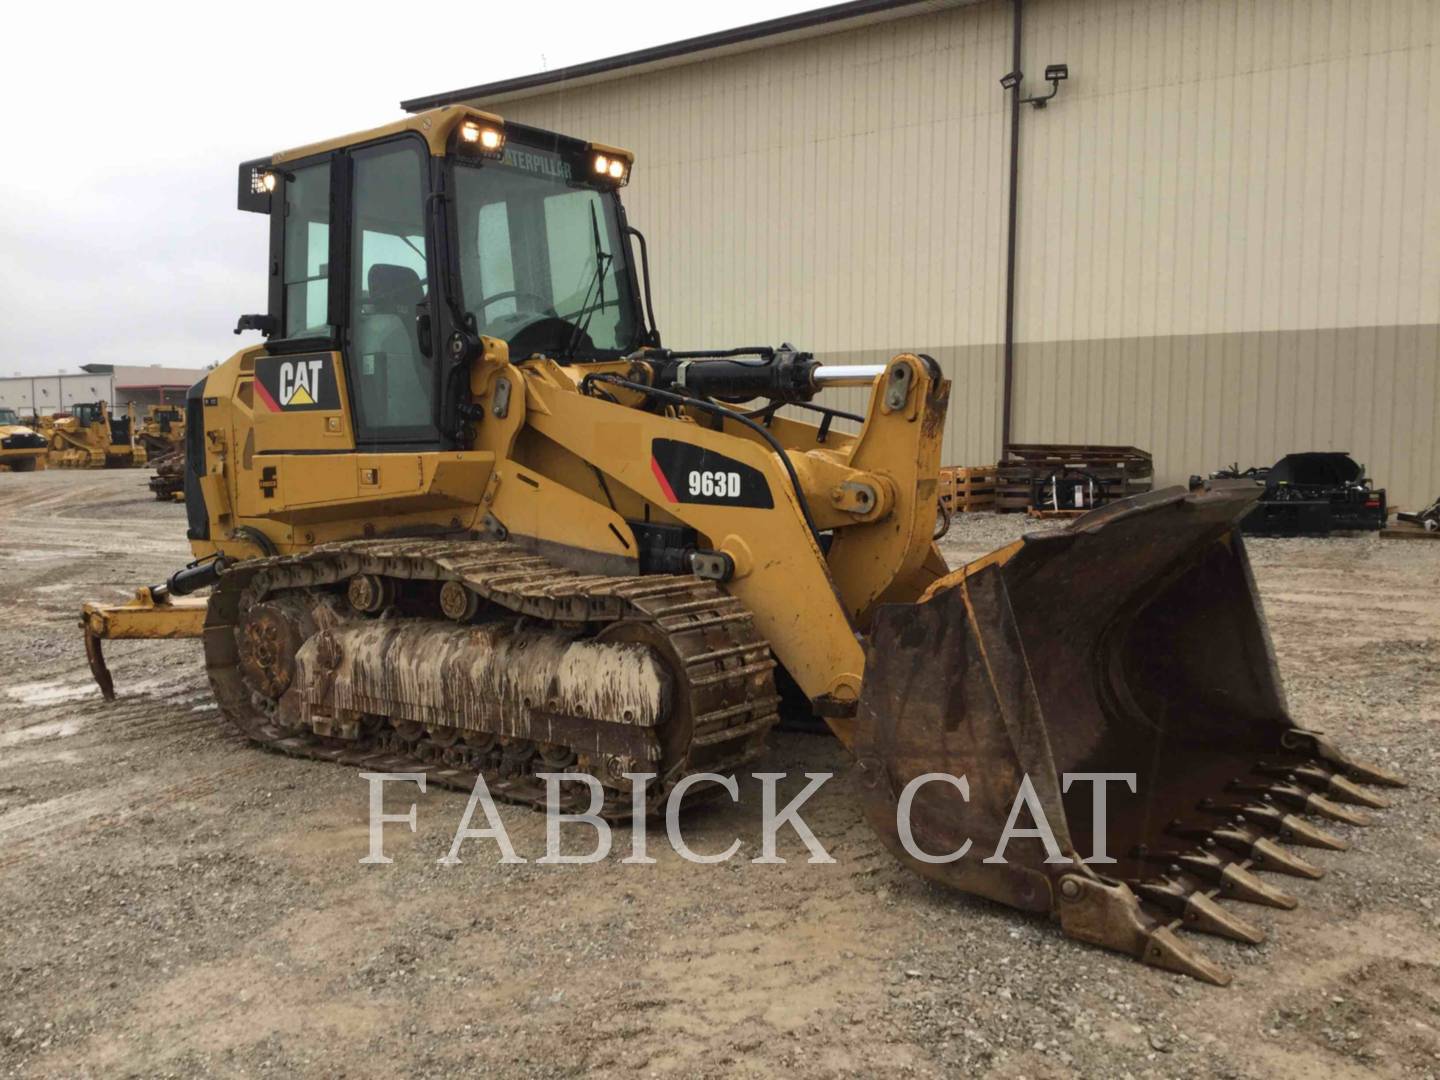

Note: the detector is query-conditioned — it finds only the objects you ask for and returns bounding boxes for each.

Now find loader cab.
[150,406,181,432]
[236,108,650,453]
[108,406,132,445]
[73,402,104,429]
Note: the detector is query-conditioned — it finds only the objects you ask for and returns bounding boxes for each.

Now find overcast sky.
[0,0,826,377]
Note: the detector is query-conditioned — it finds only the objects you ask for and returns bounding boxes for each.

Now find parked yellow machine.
[139,404,188,499]
[81,106,1401,983]
[0,407,48,471]
[137,404,186,460]
[48,401,147,468]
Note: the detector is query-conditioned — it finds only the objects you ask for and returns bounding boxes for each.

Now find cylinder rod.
[811,365,886,388]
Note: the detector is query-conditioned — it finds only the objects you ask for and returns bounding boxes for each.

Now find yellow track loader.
[48,401,147,468]
[81,107,1401,984]
[0,407,47,471]
[137,404,186,459]
[139,405,188,500]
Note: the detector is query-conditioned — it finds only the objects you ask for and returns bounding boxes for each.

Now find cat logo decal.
[254,354,340,412]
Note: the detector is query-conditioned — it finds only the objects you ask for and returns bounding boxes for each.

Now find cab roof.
[271,105,503,163]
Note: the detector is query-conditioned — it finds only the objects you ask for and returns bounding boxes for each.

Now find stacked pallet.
[938,465,997,514]
[995,444,1153,514]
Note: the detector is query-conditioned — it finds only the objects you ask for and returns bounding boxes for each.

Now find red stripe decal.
[650,455,678,502]
[253,378,281,412]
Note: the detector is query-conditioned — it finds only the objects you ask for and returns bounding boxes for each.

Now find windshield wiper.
[560,203,612,361]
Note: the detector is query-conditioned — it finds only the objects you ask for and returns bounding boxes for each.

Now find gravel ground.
[1,470,1437,1078]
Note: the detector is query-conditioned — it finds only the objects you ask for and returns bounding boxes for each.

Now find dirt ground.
[1,469,1437,1079]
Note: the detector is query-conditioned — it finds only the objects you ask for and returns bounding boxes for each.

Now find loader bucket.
[853,480,1403,984]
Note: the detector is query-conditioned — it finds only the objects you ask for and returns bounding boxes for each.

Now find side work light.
[587,144,633,187]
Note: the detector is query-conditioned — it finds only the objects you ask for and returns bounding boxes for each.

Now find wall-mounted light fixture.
[998,70,1022,91]
[1021,63,1068,108]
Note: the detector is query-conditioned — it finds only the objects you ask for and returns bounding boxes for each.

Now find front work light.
[587,144,633,187]
[457,118,506,158]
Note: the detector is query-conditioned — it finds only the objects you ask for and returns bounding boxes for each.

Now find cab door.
[249,154,349,457]
[342,135,440,451]
[237,135,461,529]
[241,154,355,516]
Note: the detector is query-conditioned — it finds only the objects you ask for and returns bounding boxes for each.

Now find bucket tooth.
[1274,812,1350,851]
[1246,836,1324,880]
[1279,730,1406,789]
[1169,822,1324,880]
[1323,773,1392,809]
[1225,780,1373,826]
[1142,925,1232,986]
[1129,877,1265,945]
[1199,798,1349,851]
[1216,862,1298,909]
[1055,875,1231,986]
[1134,844,1225,882]
[1134,846,1297,909]
[1254,762,1391,809]
[1181,890,1266,945]
[1319,771,1388,806]
[1302,793,1372,827]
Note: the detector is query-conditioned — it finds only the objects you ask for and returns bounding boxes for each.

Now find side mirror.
[234,313,278,337]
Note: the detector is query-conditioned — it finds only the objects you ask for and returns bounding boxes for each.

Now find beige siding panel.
[1015,0,1439,343]
[470,0,1439,508]
[1000,0,1437,507]
[484,2,1013,356]
[485,0,1014,466]
[1010,324,1438,508]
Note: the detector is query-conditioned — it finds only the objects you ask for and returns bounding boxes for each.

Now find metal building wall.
[0,368,200,414]
[474,0,1440,509]
[0,374,115,415]
[1010,0,1440,508]
[0,377,61,415]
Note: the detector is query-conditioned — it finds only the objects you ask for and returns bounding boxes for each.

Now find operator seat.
[353,263,431,429]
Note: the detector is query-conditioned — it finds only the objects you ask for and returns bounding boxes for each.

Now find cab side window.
[347,140,435,442]
[281,163,331,339]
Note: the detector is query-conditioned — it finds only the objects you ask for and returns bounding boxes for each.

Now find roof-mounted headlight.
[456,118,506,158]
[587,144,633,187]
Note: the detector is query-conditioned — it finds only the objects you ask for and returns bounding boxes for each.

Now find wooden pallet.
[1380,522,1440,541]
[939,465,997,513]
[996,443,1153,513]
[1026,507,1087,520]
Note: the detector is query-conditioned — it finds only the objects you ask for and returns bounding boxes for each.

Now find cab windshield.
[452,145,641,361]
[0,408,18,425]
